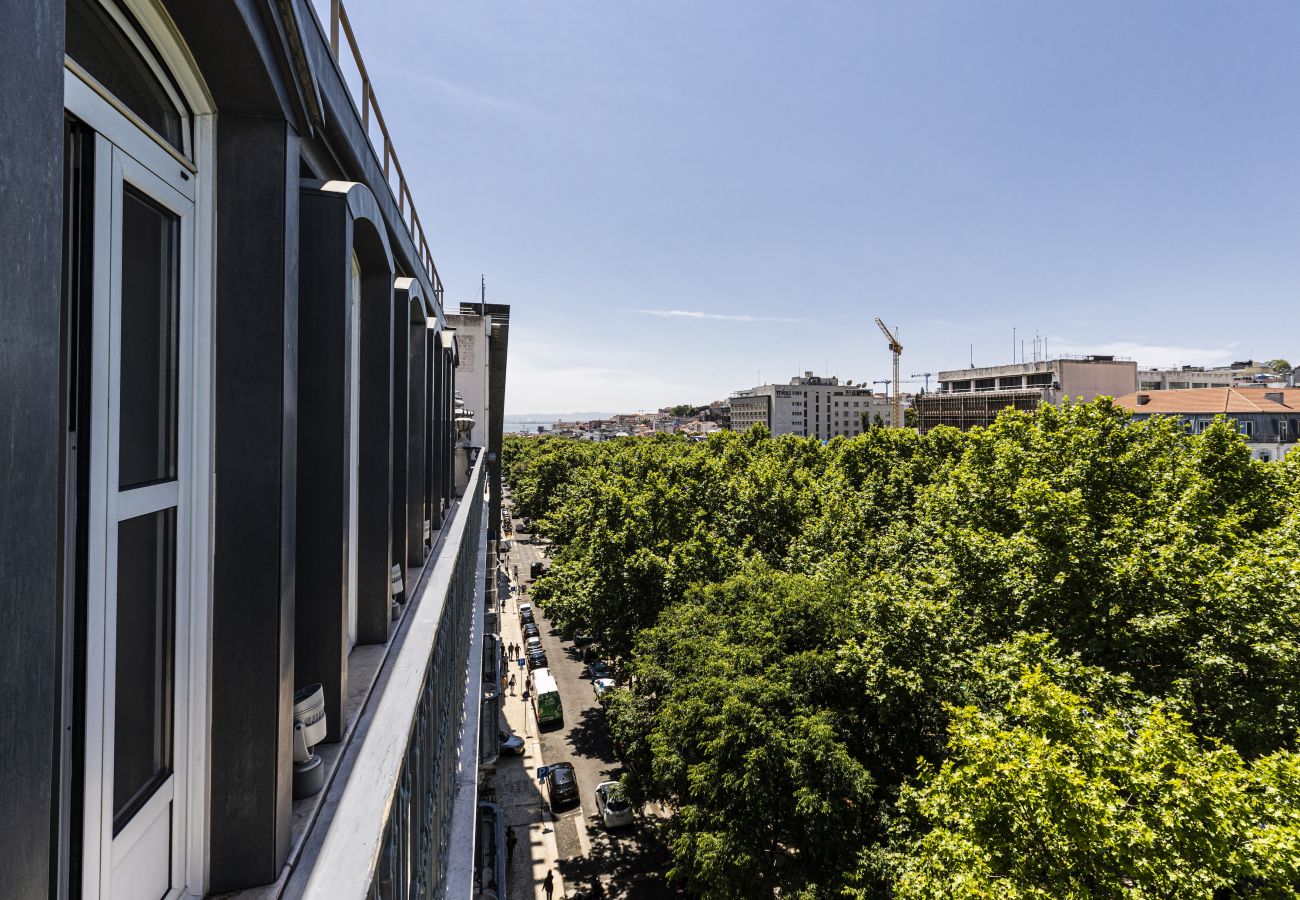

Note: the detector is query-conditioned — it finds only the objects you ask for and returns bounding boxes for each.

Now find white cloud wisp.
[635,308,810,324]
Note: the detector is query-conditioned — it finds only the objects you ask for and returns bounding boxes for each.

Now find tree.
[893,668,1300,899]
[503,398,1300,897]
[1266,358,1292,374]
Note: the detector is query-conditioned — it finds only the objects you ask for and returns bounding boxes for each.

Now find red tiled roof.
[1115,387,1297,414]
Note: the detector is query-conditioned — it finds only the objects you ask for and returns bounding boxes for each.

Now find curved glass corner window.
[66,0,186,153]
[119,186,179,489]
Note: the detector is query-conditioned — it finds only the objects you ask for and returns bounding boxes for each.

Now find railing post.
[330,0,340,55]
[362,80,370,130]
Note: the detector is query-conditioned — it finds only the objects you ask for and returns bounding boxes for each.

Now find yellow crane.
[874,317,903,428]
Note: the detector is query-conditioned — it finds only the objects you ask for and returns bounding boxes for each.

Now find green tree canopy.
[503,400,1300,897]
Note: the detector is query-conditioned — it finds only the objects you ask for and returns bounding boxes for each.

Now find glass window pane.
[65,0,185,152]
[113,508,176,832]
[119,187,178,489]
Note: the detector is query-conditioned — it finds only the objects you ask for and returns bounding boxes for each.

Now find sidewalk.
[496,564,567,900]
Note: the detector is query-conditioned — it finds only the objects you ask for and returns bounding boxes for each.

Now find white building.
[1138,360,1282,391]
[729,373,892,439]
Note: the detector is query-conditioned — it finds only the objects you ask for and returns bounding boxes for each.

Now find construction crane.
[875,318,903,427]
[911,371,934,393]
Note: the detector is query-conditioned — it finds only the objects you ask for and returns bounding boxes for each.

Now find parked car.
[499,730,525,755]
[520,608,536,626]
[517,602,532,619]
[594,781,634,828]
[586,660,612,680]
[525,636,543,654]
[527,649,549,671]
[547,762,579,810]
[523,622,540,640]
[581,643,603,664]
[530,561,546,579]
[592,677,616,704]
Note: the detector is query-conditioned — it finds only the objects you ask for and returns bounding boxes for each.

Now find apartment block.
[729,373,892,439]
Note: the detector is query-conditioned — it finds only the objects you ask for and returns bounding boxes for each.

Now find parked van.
[530,668,563,726]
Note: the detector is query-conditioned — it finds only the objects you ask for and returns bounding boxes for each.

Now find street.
[497,498,676,900]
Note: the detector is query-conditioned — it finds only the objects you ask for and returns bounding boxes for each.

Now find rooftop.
[1116,387,1298,414]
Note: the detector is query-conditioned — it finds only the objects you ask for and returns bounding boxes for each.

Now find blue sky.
[323,1,1300,413]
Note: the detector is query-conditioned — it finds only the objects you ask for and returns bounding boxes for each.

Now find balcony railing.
[290,453,486,898]
[323,0,445,307]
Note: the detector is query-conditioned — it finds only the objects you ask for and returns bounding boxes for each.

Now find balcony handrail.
[297,452,486,898]
[327,0,444,307]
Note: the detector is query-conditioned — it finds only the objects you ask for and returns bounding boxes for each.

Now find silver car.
[594,781,633,828]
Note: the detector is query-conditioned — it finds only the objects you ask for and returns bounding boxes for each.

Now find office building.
[916,356,1137,432]
[729,373,892,439]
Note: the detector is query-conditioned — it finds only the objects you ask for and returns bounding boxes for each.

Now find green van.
[530,668,563,726]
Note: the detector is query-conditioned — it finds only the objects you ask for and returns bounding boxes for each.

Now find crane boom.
[874,317,903,428]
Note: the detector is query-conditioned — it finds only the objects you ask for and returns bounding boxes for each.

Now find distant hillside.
[503,412,617,423]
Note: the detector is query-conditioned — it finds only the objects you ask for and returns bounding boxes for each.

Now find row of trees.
[503,401,1300,898]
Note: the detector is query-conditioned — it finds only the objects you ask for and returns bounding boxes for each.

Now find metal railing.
[298,454,485,898]
[328,0,445,307]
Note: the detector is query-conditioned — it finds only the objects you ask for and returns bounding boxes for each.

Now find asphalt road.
[504,499,678,899]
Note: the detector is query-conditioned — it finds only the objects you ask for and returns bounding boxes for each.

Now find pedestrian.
[508,673,516,695]
[506,825,517,859]
[543,870,554,900]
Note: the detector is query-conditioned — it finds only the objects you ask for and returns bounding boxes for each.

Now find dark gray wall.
[0,3,64,897]
[208,116,299,892]
[355,235,394,645]
[391,295,410,587]
[407,321,428,565]
[294,191,351,742]
[295,189,395,737]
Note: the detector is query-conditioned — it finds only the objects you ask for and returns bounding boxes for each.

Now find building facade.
[1116,388,1298,461]
[1138,360,1282,391]
[918,356,1138,432]
[729,373,891,439]
[2,2,499,897]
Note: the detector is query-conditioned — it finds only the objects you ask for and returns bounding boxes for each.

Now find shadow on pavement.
[565,705,619,763]
[557,814,682,900]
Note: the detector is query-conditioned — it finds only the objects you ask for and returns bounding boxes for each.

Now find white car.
[594,781,634,828]
[525,637,543,654]
[592,677,616,704]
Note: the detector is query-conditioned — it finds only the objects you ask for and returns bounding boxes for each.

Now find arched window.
[65,0,191,156]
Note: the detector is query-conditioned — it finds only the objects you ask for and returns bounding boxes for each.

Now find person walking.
[508,673,517,695]
[505,825,517,860]
[543,870,554,900]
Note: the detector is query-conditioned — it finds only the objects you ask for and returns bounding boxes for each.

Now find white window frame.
[64,0,216,893]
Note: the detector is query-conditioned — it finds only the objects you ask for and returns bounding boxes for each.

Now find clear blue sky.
[323,1,1300,413]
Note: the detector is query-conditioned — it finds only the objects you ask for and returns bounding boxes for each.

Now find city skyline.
[333,1,1300,412]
